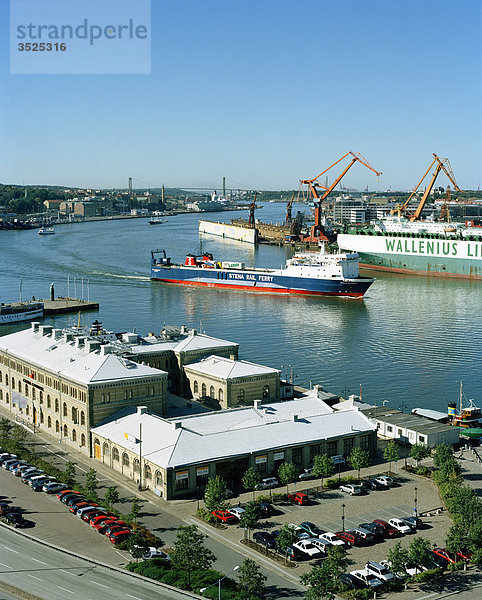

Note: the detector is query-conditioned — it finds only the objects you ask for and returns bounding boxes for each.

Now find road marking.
[57,586,74,594]
[3,546,18,553]
[126,595,142,600]
[0,562,12,569]
[61,569,78,576]
[27,574,43,581]
[31,558,48,565]
[91,580,109,588]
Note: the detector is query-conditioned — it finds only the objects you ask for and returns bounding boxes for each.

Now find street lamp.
[414,487,418,519]
[342,503,346,532]
[200,565,240,600]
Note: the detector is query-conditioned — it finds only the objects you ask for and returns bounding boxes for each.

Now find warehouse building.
[91,389,377,499]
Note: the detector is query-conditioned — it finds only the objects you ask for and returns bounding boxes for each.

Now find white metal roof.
[183,355,280,380]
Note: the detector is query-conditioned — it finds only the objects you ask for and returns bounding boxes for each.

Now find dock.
[41,297,99,315]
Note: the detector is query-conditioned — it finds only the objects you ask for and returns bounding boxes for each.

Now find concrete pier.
[41,297,99,315]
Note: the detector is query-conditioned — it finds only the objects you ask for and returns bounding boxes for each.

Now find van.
[366,561,395,582]
[352,527,375,543]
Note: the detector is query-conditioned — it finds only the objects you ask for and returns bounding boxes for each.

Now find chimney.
[180,325,186,335]
[254,399,262,410]
[31,322,40,333]
[39,325,53,336]
[137,406,148,415]
[74,337,85,348]
[52,328,63,340]
[292,414,299,422]
[86,340,101,353]
[100,345,113,355]
[63,332,74,343]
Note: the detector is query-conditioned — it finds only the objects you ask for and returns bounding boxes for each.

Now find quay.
[41,297,99,315]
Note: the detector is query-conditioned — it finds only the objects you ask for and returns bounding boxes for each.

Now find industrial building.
[91,389,377,499]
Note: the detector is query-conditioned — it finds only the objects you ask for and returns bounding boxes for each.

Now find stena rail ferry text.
[150,246,374,297]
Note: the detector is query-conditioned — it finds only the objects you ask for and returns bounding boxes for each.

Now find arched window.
[122,453,130,467]
[11,377,15,389]
[80,411,85,426]
[72,429,77,443]
[63,424,68,437]
[113,447,120,461]
[237,389,245,402]
[48,416,52,428]
[144,464,152,480]
[47,394,51,408]
[18,381,22,393]
[55,398,59,412]
[40,410,44,424]
[201,383,206,397]
[72,407,77,423]
[63,402,67,417]
[133,458,140,472]
[155,470,163,487]
[55,420,60,433]
[218,389,224,402]
[262,385,270,398]
[103,443,109,458]
[210,385,215,399]
[193,380,198,394]
[81,434,86,447]
[26,406,29,416]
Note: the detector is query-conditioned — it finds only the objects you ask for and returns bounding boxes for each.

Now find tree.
[300,563,337,600]
[84,467,98,498]
[275,524,297,562]
[445,524,470,558]
[10,424,27,452]
[410,443,431,468]
[383,441,400,473]
[127,532,150,563]
[104,486,120,509]
[237,558,267,599]
[129,496,142,524]
[312,453,334,491]
[171,525,216,590]
[0,417,12,444]
[63,461,76,488]
[325,545,348,578]
[408,537,432,569]
[387,541,410,576]
[242,467,261,501]
[348,447,371,482]
[433,443,453,469]
[239,502,259,539]
[277,461,298,494]
[203,475,229,512]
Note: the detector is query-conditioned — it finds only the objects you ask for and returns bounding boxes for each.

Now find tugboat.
[38,227,55,235]
[448,383,482,439]
[150,244,374,298]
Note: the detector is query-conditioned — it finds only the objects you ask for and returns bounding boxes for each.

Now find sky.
[1,0,481,191]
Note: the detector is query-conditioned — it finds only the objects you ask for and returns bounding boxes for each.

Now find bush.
[347,588,374,599]
[471,548,482,565]
[325,476,357,489]
[412,567,442,583]
[196,508,217,524]
[414,465,430,476]
[447,561,465,571]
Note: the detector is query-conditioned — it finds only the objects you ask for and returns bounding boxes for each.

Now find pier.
[41,297,99,315]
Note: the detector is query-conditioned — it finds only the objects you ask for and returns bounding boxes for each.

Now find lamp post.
[200,565,239,600]
[342,503,346,532]
[414,486,418,519]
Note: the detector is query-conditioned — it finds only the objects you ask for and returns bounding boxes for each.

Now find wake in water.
[90,271,150,282]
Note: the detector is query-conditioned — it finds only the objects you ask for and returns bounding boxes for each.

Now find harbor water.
[1,202,481,413]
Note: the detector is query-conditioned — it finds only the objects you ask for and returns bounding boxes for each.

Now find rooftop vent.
[100,345,113,355]
[63,332,74,343]
[86,340,101,353]
[74,337,85,348]
[31,322,40,333]
[172,421,182,430]
[39,325,53,337]
[292,414,299,422]
[122,332,138,344]
[52,328,63,340]
[254,399,262,410]
[137,406,148,415]
[180,325,186,335]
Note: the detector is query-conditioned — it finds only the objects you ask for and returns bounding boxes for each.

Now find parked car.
[104,523,131,537]
[365,561,395,582]
[388,518,412,534]
[401,516,422,530]
[257,502,274,517]
[211,510,237,524]
[456,549,472,562]
[276,544,299,560]
[339,573,365,590]
[380,559,410,579]
[11,463,30,476]
[362,479,382,490]
[69,501,90,514]
[61,493,84,504]
[308,538,332,554]
[228,507,245,520]
[371,519,400,537]
[80,508,107,522]
[143,547,170,560]
[257,477,279,490]
[292,539,322,558]
[339,484,362,495]
[374,476,394,487]
[43,482,68,494]
[109,529,131,545]
[298,468,314,480]
[298,522,325,538]
[22,470,45,483]
[94,518,120,533]
[432,547,457,564]
[253,531,276,548]
[0,501,11,515]
[350,569,384,589]
[287,492,309,505]
[431,552,450,569]
[335,531,361,546]
[358,522,384,538]
[4,512,28,528]
[3,459,22,470]
[0,454,17,466]
[31,477,56,491]
[56,489,76,500]
[350,527,374,544]
[319,532,346,546]
[28,475,53,488]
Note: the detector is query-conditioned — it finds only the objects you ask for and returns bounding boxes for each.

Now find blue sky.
[1,0,481,191]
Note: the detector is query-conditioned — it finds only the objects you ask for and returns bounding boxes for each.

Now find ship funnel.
[447,402,457,419]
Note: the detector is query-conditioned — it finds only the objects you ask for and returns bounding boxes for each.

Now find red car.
[93,517,119,533]
[90,514,113,528]
[287,493,309,506]
[109,529,131,545]
[104,521,131,537]
[56,489,75,500]
[82,509,107,523]
[335,531,361,546]
[372,519,399,537]
[456,549,472,562]
[211,510,237,524]
[433,547,457,564]
[69,501,90,514]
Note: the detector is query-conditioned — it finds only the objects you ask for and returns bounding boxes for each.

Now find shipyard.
[1,2,481,600]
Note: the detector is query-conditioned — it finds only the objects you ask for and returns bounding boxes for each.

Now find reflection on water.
[0,203,480,412]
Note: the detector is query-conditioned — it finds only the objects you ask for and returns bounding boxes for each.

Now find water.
[1,202,481,413]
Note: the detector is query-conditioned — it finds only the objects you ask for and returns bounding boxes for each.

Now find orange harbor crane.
[391,153,461,221]
[300,151,382,242]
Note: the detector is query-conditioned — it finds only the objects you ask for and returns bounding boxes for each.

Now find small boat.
[447,383,482,439]
[38,227,55,235]
[0,301,44,325]
[148,218,164,225]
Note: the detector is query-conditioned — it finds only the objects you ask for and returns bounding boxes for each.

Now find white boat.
[148,218,164,225]
[38,227,55,235]
[0,301,44,325]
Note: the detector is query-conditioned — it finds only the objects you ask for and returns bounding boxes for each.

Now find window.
[150,386,154,396]
[387,425,393,433]
[72,407,78,424]
[112,447,120,461]
[122,453,129,467]
[11,377,15,389]
[262,385,270,398]
[47,394,51,408]
[327,440,338,457]
[343,438,354,456]
[398,429,403,436]
[309,444,321,462]
[81,411,85,426]
[63,403,67,417]
[103,443,109,458]
[55,398,59,412]
[144,465,152,480]
[419,435,426,443]
[133,459,140,472]
[193,380,198,394]
[47,416,52,428]
[237,389,245,403]
[175,478,189,491]
[81,434,86,447]
[360,435,370,451]
[291,447,303,465]
[218,389,223,402]
[209,385,215,399]
[55,420,60,433]
[63,424,68,437]
[155,470,163,487]
[201,383,206,397]
[39,391,43,404]
[72,429,77,443]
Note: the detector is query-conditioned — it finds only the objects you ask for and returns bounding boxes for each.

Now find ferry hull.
[337,233,482,279]
[0,307,43,324]
[151,266,372,297]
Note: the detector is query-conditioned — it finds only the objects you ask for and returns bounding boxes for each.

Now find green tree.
[410,443,431,468]
[433,443,453,469]
[239,502,259,539]
[383,440,400,473]
[242,467,261,501]
[409,537,432,569]
[348,447,371,482]
[10,424,27,452]
[445,524,470,558]
[171,525,216,590]
[237,558,267,599]
[312,453,334,491]
[84,467,98,498]
[275,524,297,561]
[300,562,337,600]
[203,475,229,512]
[0,417,12,445]
[277,461,298,494]
[129,496,142,524]
[127,532,150,563]
[325,545,348,584]
[387,541,410,576]
[104,486,120,509]
[63,461,76,488]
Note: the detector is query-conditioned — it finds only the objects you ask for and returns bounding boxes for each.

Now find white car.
[257,477,279,490]
[319,532,346,546]
[375,475,393,487]
[298,468,314,480]
[339,484,362,495]
[292,540,322,558]
[350,569,384,589]
[388,518,411,534]
[307,538,332,554]
[228,507,245,519]
[365,561,395,582]
[143,547,170,560]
